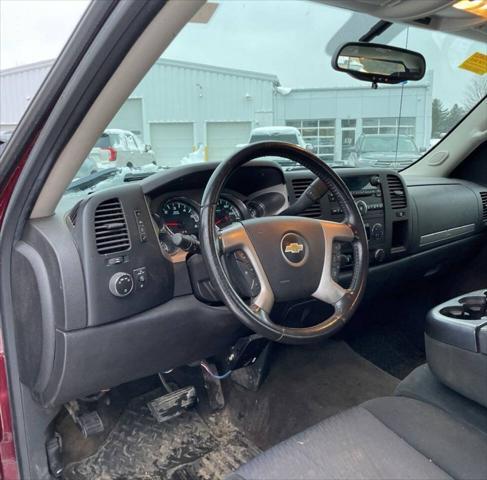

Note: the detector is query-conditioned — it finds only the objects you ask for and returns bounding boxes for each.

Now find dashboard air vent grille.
[291,178,322,218]
[481,192,487,223]
[387,175,407,210]
[94,198,131,254]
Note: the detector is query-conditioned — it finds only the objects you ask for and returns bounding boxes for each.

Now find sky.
[0,0,485,108]
[0,0,89,69]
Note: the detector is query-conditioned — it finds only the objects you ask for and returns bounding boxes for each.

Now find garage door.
[109,98,144,137]
[207,122,252,163]
[150,123,194,167]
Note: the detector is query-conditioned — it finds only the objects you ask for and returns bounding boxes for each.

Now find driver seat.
[228,394,487,480]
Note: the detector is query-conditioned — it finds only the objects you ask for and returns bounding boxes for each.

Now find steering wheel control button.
[109,272,134,297]
[281,233,307,266]
[331,242,342,280]
[232,250,261,297]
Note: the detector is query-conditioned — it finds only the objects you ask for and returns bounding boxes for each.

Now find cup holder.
[441,295,487,320]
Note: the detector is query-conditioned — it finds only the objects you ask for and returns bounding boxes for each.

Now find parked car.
[350,134,422,169]
[243,126,315,167]
[247,126,313,150]
[90,128,156,168]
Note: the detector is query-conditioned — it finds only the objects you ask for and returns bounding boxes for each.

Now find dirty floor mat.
[64,389,260,480]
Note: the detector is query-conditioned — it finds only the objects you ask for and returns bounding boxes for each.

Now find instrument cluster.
[158,195,246,236]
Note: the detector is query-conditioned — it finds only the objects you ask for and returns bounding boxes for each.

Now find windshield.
[57,0,485,203]
[362,137,418,154]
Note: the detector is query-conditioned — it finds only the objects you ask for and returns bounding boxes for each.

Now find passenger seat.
[229,366,487,480]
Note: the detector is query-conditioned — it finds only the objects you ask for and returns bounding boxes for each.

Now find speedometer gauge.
[215,198,243,228]
[160,199,199,235]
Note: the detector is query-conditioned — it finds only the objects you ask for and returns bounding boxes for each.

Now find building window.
[341,119,357,162]
[286,119,335,163]
[362,117,416,137]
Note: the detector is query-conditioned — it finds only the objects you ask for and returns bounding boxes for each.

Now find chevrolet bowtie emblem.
[285,242,304,254]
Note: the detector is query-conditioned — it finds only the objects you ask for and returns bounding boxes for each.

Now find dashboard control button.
[371,223,384,240]
[107,256,124,266]
[356,200,368,216]
[109,272,134,297]
[374,249,386,263]
[370,175,381,187]
[133,267,147,289]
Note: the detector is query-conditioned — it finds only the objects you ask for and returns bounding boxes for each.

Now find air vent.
[387,175,407,210]
[480,192,487,223]
[94,198,131,254]
[291,178,322,218]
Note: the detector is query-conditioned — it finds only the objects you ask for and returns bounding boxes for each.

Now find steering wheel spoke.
[319,220,355,242]
[312,220,355,305]
[219,224,275,314]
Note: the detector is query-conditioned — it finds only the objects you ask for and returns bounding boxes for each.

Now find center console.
[324,171,410,266]
[426,290,487,408]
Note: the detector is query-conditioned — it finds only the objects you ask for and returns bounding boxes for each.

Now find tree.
[464,76,487,110]
[444,103,465,132]
[431,98,449,138]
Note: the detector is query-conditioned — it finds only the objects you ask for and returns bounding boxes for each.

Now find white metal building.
[1,58,432,165]
[0,60,53,131]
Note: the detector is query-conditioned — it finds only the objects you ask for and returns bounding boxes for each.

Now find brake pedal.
[148,385,197,423]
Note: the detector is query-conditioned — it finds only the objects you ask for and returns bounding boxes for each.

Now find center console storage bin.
[425,289,487,408]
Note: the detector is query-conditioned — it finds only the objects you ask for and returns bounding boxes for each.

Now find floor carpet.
[224,339,399,450]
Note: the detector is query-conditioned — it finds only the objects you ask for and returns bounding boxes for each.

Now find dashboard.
[13,159,487,407]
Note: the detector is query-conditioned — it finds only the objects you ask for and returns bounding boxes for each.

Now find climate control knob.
[109,272,134,297]
[356,200,368,216]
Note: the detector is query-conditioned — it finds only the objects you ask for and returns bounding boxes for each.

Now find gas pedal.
[147,385,197,423]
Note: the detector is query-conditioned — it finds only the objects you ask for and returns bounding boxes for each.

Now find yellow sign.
[453,1,487,19]
[459,52,487,75]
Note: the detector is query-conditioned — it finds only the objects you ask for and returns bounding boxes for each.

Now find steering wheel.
[200,142,368,344]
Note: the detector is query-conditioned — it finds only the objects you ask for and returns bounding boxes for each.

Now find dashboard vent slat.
[94,198,131,254]
[480,192,487,223]
[387,175,407,210]
[291,178,322,218]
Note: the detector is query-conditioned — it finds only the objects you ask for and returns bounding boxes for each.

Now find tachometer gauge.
[215,198,243,228]
[160,199,200,235]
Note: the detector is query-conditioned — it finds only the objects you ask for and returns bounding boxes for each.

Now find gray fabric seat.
[395,364,487,436]
[229,396,487,480]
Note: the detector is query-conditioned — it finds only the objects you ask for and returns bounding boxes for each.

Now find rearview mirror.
[332,42,426,85]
